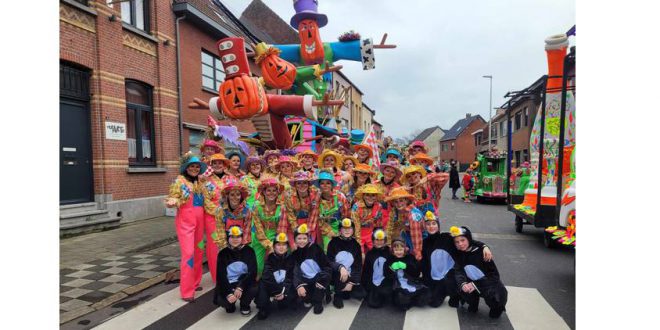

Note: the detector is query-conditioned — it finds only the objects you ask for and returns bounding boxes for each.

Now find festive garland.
[338,30,361,41]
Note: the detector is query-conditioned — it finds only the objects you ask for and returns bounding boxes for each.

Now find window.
[451,142,455,150]
[514,150,521,167]
[491,125,497,139]
[126,80,155,166]
[500,121,505,137]
[514,112,522,131]
[188,129,205,154]
[523,149,529,162]
[475,135,481,147]
[287,123,304,144]
[524,107,529,126]
[121,0,149,32]
[202,51,226,92]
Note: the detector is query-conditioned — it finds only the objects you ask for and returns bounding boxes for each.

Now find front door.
[60,63,93,205]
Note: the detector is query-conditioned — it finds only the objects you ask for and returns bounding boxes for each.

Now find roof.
[334,70,365,96]
[413,126,444,142]
[173,0,260,44]
[239,0,300,44]
[372,118,382,127]
[440,115,486,141]
[362,102,375,114]
[499,76,545,110]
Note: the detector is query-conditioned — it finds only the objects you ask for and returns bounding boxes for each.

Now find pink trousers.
[203,213,219,282]
[175,198,205,299]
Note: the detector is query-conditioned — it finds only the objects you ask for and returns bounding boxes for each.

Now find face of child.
[323,156,336,168]
[211,160,225,173]
[394,198,408,210]
[186,163,201,177]
[230,156,241,170]
[264,186,278,202]
[295,234,309,248]
[383,167,396,181]
[340,226,353,238]
[425,221,439,234]
[319,180,333,193]
[295,181,309,193]
[249,163,261,175]
[280,162,293,176]
[392,244,405,258]
[228,189,243,206]
[454,236,470,251]
[363,193,377,205]
[373,238,385,249]
[274,242,288,255]
[228,235,242,248]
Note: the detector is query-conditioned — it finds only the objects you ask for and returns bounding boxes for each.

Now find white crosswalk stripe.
[90,272,571,330]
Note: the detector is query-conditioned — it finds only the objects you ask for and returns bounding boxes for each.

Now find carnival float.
[472,150,507,203]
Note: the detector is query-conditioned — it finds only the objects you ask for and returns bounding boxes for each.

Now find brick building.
[439,114,487,170]
[411,126,445,160]
[60,0,181,233]
[501,77,544,167]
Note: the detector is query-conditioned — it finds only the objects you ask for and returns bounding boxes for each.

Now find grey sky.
[220,0,575,139]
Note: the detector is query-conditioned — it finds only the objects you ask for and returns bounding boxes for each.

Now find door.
[60,64,93,205]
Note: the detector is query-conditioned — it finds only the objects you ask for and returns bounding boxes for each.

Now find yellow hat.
[228,225,243,237]
[295,223,309,236]
[424,211,437,222]
[400,165,428,185]
[275,232,288,243]
[355,183,384,201]
[384,187,416,203]
[373,229,386,240]
[318,149,342,169]
[341,155,359,169]
[341,218,353,228]
[449,226,465,237]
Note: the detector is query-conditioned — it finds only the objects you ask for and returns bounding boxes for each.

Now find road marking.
[505,286,570,330]
[295,298,362,329]
[93,273,214,329]
[187,302,257,329]
[403,297,460,330]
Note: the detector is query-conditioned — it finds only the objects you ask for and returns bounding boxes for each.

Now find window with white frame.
[202,50,226,92]
[500,121,505,136]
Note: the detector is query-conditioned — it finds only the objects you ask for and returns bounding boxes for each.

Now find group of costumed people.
[165,139,508,319]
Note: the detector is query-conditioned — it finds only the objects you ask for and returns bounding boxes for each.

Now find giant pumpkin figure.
[254,42,297,90]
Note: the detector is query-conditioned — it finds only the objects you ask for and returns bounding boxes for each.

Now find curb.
[60,269,177,325]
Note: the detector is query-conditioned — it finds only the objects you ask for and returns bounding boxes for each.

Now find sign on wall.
[105,122,126,140]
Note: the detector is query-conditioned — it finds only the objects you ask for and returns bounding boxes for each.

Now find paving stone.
[118,276,147,286]
[131,254,154,259]
[134,270,161,279]
[152,265,176,273]
[62,278,94,288]
[98,275,129,283]
[77,290,113,302]
[101,261,128,267]
[101,255,126,261]
[60,296,73,304]
[60,298,92,312]
[67,270,94,278]
[99,267,129,275]
[61,288,93,299]
[133,258,156,264]
[117,268,145,277]
[133,264,158,271]
[60,268,78,276]
[68,264,96,270]
[99,283,132,293]
[81,272,114,281]
[80,280,112,291]
[60,306,95,324]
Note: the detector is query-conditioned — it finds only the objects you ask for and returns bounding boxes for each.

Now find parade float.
[507,30,576,248]
[472,150,508,203]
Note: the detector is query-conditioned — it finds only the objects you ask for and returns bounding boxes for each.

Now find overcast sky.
[220,0,575,139]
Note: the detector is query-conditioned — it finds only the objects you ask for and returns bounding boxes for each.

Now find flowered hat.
[424,211,438,223]
[202,139,223,153]
[355,183,383,201]
[401,165,428,185]
[289,170,313,185]
[245,156,267,172]
[258,177,285,194]
[294,223,310,237]
[297,149,319,162]
[179,154,208,175]
[263,150,282,162]
[221,178,249,200]
[313,169,337,188]
[209,153,231,167]
[353,144,374,159]
[227,225,243,237]
[275,232,288,244]
[340,218,354,228]
[384,187,416,203]
[449,226,473,242]
[379,161,403,181]
[408,140,428,154]
[318,149,342,169]
[372,228,386,241]
[410,153,434,167]
[274,155,299,171]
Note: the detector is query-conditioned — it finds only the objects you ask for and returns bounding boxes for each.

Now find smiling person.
[296,149,318,174]
[401,165,439,218]
[214,226,258,316]
[201,153,231,283]
[361,228,392,308]
[240,156,267,209]
[326,218,366,309]
[275,155,299,192]
[354,144,375,168]
[385,238,430,311]
[407,141,428,160]
[263,150,282,178]
[292,224,332,315]
[165,154,215,302]
[342,163,374,205]
[251,178,288,276]
[385,187,424,261]
[374,161,403,229]
[451,226,507,318]
[341,154,358,174]
[256,232,296,320]
[314,170,351,251]
[225,151,246,180]
[351,183,384,253]
[381,148,403,165]
[317,149,346,191]
[284,171,319,245]
[213,178,252,251]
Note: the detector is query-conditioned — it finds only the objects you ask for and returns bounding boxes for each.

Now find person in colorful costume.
[275,155,299,192]
[263,150,281,178]
[351,183,384,253]
[284,170,320,245]
[317,149,346,191]
[421,212,492,308]
[354,144,375,168]
[314,169,351,251]
[374,160,403,229]
[451,226,507,319]
[240,156,267,209]
[407,141,428,160]
[381,148,403,165]
[225,151,245,179]
[326,218,366,309]
[202,153,230,282]
[341,154,358,174]
[165,155,215,302]
[462,168,475,203]
[385,187,425,261]
[200,139,224,177]
[361,228,392,308]
[385,238,430,311]
[213,178,252,250]
[251,178,289,276]
[292,224,332,315]
[213,225,258,316]
[401,165,449,217]
[256,232,296,320]
[342,162,373,205]
[296,149,318,174]
[409,152,435,175]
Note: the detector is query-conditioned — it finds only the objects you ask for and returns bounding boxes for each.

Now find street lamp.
[482,75,493,151]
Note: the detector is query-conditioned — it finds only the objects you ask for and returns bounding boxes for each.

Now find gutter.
[175,15,186,155]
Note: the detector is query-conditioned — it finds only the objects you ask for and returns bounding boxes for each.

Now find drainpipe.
[175,15,186,155]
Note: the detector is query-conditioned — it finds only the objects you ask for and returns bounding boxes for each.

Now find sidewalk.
[60,216,181,324]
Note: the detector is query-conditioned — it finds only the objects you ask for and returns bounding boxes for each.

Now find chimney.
[466,113,471,118]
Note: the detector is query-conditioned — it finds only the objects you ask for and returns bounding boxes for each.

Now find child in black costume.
[384,238,430,311]
[292,224,332,315]
[451,226,507,318]
[214,225,258,315]
[361,228,393,308]
[256,232,296,320]
[421,212,492,307]
[326,218,366,309]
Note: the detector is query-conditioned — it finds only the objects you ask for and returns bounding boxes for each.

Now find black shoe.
[333,295,344,309]
[225,303,236,313]
[277,300,288,310]
[325,291,332,304]
[429,299,443,308]
[240,306,252,316]
[313,303,324,314]
[489,307,504,318]
[467,302,479,313]
[448,296,460,308]
[257,309,268,320]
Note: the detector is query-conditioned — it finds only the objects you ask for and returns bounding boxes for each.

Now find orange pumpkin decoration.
[218,74,269,120]
[297,19,325,65]
[254,43,297,90]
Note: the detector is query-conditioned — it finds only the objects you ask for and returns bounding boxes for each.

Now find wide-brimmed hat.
[385,187,416,203]
[342,155,359,168]
[382,148,402,162]
[353,163,375,175]
[407,140,428,154]
[209,153,231,167]
[258,177,285,194]
[263,150,282,162]
[274,156,299,171]
[355,183,383,201]
[180,155,208,175]
[401,165,428,185]
[289,170,313,185]
[202,139,222,153]
[410,153,434,167]
[290,0,328,29]
[313,170,337,188]
[318,149,342,169]
[221,178,249,200]
[379,161,403,181]
[353,144,374,159]
[245,156,266,172]
[225,151,245,169]
[297,149,319,162]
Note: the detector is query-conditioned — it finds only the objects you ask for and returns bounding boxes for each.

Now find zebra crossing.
[90,272,571,330]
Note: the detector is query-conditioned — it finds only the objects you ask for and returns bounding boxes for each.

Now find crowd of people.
[164,139,507,319]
